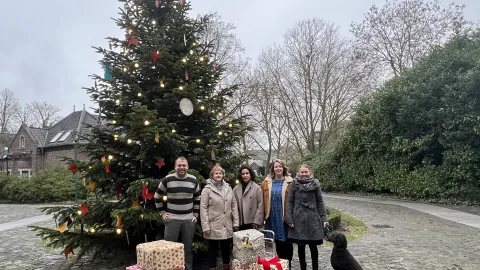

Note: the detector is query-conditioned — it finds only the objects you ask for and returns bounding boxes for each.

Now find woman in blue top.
[260,159,293,268]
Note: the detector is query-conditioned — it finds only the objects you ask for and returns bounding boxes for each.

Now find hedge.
[1,166,87,203]
[314,31,480,205]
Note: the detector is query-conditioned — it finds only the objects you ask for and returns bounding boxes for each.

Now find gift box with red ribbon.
[257,256,289,270]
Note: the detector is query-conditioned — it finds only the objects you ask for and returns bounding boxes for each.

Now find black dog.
[325,232,363,270]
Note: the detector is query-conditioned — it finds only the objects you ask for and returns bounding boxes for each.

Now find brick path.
[0,195,478,269]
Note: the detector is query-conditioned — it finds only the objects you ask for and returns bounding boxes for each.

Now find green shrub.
[314,32,480,205]
[0,174,18,199]
[327,207,342,230]
[1,166,87,203]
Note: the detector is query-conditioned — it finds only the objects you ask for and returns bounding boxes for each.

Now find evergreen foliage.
[30,0,249,262]
[316,31,480,204]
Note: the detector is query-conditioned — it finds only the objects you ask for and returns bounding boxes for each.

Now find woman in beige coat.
[200,165,240,270]
[232,165,264,230]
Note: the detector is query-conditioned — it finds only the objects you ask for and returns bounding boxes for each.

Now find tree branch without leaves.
[351,0,470,77]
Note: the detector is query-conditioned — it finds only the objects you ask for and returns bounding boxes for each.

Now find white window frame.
[18,169,32,178]
[19,135,25,148]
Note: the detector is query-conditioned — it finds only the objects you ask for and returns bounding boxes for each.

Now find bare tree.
[0,88,19,133]
[200,13,250,87]
[257,19,374,156]
[246,67,290,173]
[199,13,255,155]
[351,0,469,77]
[15,101,61,128]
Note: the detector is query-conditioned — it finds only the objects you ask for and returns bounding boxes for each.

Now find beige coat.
[260,175,294,221]
[232,181,264,226]
[200,179,239,240]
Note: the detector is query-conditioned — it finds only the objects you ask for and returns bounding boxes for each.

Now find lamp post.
[3,147,8,175]
[73,138,79,205]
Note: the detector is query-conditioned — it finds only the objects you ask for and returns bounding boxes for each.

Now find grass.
[322,212,369,248]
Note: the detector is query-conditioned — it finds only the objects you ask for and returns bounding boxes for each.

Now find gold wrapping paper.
[136,240,184,270]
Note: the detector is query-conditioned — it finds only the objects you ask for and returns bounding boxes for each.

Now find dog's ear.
[338,233,347,249]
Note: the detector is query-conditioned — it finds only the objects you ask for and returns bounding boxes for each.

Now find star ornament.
[56,221,69,233]
[80,203,89,215]
[68,163,77,175]
[155,158,166,169]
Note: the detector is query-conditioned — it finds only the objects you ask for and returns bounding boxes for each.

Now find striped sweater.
[154,173,201,220]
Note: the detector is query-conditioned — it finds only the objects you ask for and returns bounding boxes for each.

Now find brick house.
[1,109,100,177]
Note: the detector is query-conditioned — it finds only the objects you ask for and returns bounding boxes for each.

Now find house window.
[57,131,72,142]
[50,132,64,143]
[19,135,26,148]
[19,169,31,178]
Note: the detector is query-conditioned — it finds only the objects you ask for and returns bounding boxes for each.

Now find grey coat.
[232,180,264,226]
[285,177,327,241]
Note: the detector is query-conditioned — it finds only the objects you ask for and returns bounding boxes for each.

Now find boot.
[223,264,230,270]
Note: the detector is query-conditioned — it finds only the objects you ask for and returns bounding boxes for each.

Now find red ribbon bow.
[257,256,283,270]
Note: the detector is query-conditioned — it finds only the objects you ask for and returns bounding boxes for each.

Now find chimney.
[83,104,85,110]
[73,105,76,112]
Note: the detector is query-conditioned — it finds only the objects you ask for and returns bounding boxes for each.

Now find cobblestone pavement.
[0,197,479,269]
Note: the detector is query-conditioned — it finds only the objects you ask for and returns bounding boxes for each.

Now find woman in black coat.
[286,164,328,270]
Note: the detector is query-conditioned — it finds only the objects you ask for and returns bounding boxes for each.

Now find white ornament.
[179,98,194,116]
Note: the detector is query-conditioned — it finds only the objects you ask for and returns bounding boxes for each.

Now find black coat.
[285,177,327,241]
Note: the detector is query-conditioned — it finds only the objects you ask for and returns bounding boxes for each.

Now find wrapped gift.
[232,259,258,270]
[126,265,143,270]
[233,229,265,265]
[257,257,289,270]
[136,240,184,270]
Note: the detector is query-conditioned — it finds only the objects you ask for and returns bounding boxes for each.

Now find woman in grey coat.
[286,164,328,270]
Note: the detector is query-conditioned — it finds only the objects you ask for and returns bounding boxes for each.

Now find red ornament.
[155,0,160,8]
[64,244,74,258]
[142,185,154,200]
[68,163,77,175]
[211,151,216,161]
[115,183,122,200]
[179,0,184,5]
[152,51,159,64]
[105,164,110,173]
[155,159,166,169]
[185,71,189,80]
[80,203,89,215]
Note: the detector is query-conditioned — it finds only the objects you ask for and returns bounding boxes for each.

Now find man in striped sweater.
[154,157,201,270]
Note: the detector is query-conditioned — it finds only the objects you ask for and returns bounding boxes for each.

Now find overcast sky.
[1,0,478,117]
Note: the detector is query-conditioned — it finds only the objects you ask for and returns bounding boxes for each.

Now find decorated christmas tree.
[30,0,249,263]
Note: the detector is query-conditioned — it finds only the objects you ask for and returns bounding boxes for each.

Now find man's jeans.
[164,219,196,270]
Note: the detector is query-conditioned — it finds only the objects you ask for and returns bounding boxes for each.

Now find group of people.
[154,157,328,270]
